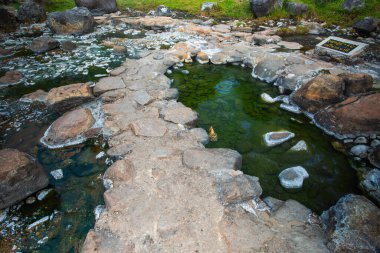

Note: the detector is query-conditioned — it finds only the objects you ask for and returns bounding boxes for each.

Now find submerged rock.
[50,169,63,180]
[361,169,380,204]
[29,37,60,54]
[321,194,380,253]
[41,108,95,148]
[278,166,309,189]
[290,140,308,151]
[314,93,380,137]
[0,149,49,209]
[292,74,345,113]
[17,0,46,23]
[47,7,95,35]
[263,131,295,147]
[75,0,117,14]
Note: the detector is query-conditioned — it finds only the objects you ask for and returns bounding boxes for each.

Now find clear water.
[170,63,359,212]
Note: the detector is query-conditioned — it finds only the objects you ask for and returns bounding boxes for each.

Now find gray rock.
[94,76,125,96]
[50,169,63,180]
[353,17,379,36]
[201,2,218,11]
[133,90,152,106]
[61,40,77,51]
[0,149,49,209]
[350,144,369,157]
[183,148,242,171]
[286,2,308,16]
[161,102,198,126]
[361,169,380,204]
[321,194,380,253]
[156,5,172,16]
[343,0,365,11]
[17,0,46,23]
[280,103,302,114]
[29,37,60,54]
[278,166,309,189]
[263,131,295,147]
[252,56,286,83]
[75,0,117,15]
[47,7,95,35]
[354,136,368,144]
[190,128,209,145]
[249,0,283,18]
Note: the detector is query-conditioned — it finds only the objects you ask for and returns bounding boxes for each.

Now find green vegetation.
[41,0,380,26]
[276,25,310,36]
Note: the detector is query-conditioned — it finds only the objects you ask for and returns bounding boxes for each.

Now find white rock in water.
[181,70,190,75]
[279,166,309,189]
[0,208,8,223]
[27,216,50,230]
[260,93,276,103]
[263,131,295,147]
[37,189,53,201]
[96,151,105,159]
[280,103,302,114]
[50,169,63,180]
[37,236,49,245]
[103,178,113,190]
[290,140,308,151]
[94,205,106,220]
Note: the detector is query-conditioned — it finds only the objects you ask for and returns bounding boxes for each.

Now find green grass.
[40,0,380,26]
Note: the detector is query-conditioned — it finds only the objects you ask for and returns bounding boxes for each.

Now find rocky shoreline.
[1,5,380,253]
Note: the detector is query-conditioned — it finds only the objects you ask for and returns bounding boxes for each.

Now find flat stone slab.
[263,131,295,147]
[279,166,309,189]
[133,90,152,105]
[161,102,198,125]
[129,118,167,137]
[94,76,126,96]
[315,36,368,58]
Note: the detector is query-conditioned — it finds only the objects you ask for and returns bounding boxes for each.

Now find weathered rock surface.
[29,37,60,54]
[161,102,198,125]
[17,0,46,23]
[41,108,95,147]
[279,166,309,189]
[47,7,95,35]
[314,93,380,137]
[0,149,49,209]
[361,169,380,204]
[94,76,125,96]
[129,118,168,137]
[263,131,295,146]
[321,194,380,253]
[45,82,93,110]
[292,74,345,113]
[338,72,373,95]
[249,0,283,18]
[75,0,117,14]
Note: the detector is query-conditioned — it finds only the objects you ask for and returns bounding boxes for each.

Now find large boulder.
[0,149,49,209]
[41,108,95,147]
[47,7,95,35]
[286,2,308,16]
[29,36,60,54]
[338,72,373,96]
[249,0,283,18]
[17,0,46,23]
[292,74,345,113]
[314,93,380,137]
[321,194,380,253]
[353,17,380,36]
[0,7,18,32]
[342,0,365,12]
[45,82,93,111]
[75,0,117,15]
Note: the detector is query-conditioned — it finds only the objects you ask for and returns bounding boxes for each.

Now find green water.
[170,63,359,212]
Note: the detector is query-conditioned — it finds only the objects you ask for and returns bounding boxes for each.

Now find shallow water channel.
[170,63,359,212]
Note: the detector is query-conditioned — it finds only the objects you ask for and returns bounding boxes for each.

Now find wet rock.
[61,40,77,51]
[20,89,47,103]
[260,93,277,103]
[338,72,373,96]
[190,128,209,145]
[314,93,380,137]
[263,131,295,147]
[41,108,95,147]
[47,7,95,35]
[129,118,168,137]
[361,169,380,204]
[350,144,369,157]
[249,0,283,17]
[75,0,117,14]
[353,17,380,36]
[278,166,309,189]
[94,76,125,96]
[286,2,308,16]
[46,82,93,110]
[94,205,106,220]
[369,146,380,168]
[280,103,302,114]
[29,36,60,54]
[252,56,286,83]
[211,170,262,205]
[50,169,63,180]
[321,194,380,253]
[0,7,17,32]
[292,74,345,113]
[290,140,308,151]
[17,0,46,23]
[0,71,22,86]
[0,149,49,209]
[343,0,365,11]
[201,2,217,11]
[156,5,172,17]
[161,102,198,125]
[183,148,242,171]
